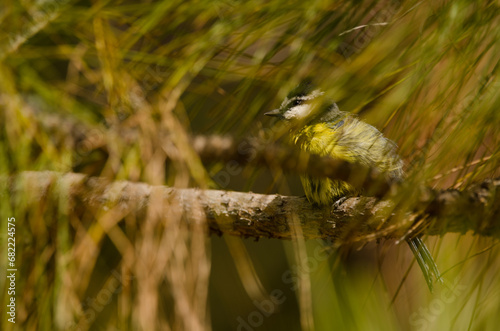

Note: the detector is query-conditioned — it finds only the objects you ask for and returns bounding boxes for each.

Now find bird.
[265,81,442,291]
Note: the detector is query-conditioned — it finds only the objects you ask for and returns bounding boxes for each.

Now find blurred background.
[1,0,500,330]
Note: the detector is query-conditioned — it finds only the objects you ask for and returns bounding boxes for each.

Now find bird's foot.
[332,197,348,210]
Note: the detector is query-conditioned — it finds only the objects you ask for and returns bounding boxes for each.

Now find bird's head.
[265,81,339,124]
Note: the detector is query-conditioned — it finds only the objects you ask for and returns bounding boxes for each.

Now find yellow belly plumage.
[291,115,404,205]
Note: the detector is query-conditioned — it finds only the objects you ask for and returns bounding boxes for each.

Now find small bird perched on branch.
[265,81,442,291]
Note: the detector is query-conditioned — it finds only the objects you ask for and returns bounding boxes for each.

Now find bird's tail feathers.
[406,237,443,292]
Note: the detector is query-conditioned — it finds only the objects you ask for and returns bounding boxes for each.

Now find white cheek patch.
[282,89,325,120]
[283,104,313,120]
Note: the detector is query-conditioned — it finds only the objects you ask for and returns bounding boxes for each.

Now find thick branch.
[4,172,500,244]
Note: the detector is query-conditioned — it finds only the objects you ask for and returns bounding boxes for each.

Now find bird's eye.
[292,99,303,106]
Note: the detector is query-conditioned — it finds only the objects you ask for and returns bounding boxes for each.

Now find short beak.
[264,109,281,117]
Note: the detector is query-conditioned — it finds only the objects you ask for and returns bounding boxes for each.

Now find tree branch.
[5,172,500,245]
